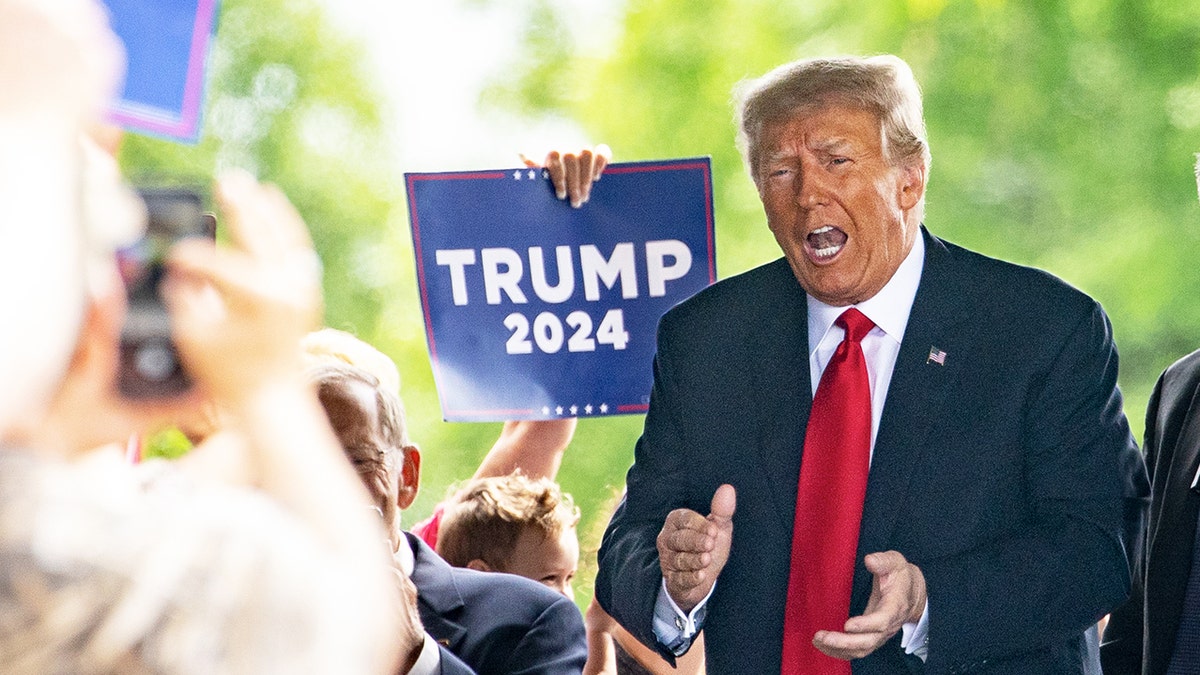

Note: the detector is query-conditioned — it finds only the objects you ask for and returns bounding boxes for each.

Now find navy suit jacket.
[1102,349,1200,674]
[596,229,1147,674]
[408,533,588,675]
[435,645,476,675]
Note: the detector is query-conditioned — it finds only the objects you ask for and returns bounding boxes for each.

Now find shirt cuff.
[407,632,442,675]
[899,600,930,662]
[652,577,713,655]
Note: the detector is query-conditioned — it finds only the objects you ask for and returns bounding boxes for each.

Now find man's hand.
[813,550,927,661]
[522,144,611,208]
[0,0,124,126]
[165,170,323,407]
[657,484,736,613]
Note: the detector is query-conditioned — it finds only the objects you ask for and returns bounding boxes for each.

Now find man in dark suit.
[1100,159,1200,674]
[310,359,588,674]
[595,54,1148,674]
[408,530,587,674]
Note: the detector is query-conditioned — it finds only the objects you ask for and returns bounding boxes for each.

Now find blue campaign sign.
[407,158,715,422]
[103,0,220,143]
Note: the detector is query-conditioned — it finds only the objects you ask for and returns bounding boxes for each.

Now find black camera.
[116,187,215,399]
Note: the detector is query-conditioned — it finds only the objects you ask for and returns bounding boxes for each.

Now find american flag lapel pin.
[926,346,947,365]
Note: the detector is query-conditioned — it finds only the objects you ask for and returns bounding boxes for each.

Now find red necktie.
[781,308,875,675]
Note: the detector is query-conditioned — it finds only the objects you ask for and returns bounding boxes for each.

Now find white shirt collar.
[396,531,416,577]
[807,231,925,353]
[409,633,442,675]
[394,534,444,675]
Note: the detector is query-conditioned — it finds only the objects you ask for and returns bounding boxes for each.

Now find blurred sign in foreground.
[104,0,220,143]
[406,158,715,422]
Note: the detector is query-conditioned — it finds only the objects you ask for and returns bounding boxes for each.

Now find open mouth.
[806,225,848,261]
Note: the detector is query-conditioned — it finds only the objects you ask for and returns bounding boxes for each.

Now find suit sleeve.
[595,312,704,662]
[1100,368,1164,674]
[501,593,588,675]
[437,645,478,675]
[920,303,1148,672]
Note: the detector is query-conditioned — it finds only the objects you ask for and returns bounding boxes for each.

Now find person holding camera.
[0,2,405,672]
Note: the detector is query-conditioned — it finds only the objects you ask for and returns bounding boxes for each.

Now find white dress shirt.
[654,233,930,661]
[396,536,444,675]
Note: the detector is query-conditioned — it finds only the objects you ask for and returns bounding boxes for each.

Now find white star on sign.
[569,405,578,415]
[584,404,593,414]
[513,170,522,180]
[555,406,564,415]
[541,406,550,416]
[599,403,609,413]
[528,169,537,179]
[542,169,549,179]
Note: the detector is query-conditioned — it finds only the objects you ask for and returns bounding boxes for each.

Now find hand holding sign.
[522,144,612,208]
[407,157,714,422]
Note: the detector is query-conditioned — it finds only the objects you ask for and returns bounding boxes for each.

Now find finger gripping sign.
[406,158,715,421]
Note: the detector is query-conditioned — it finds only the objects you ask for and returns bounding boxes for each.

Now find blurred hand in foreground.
[165,170,323,408]
[0,0,124,127]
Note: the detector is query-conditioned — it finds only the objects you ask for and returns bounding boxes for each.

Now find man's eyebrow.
[762,149,798,164]
[811,137,853,154]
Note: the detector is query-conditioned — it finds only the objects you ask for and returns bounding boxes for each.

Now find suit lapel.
[853,230,972,607]
[1155,382,1200,548]
[406,533,469,650]
[748,234,974,603]
[1143,371,1200,674]
[752,260,812,535]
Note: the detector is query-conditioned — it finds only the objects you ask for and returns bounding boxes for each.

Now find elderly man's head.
[0,140,142,443]
[0,163,88,436]
[309,361,419,546]
[0,0,130,440]
[735,55,930,306]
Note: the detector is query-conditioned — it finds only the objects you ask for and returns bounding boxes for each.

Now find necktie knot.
[836,308,875,344]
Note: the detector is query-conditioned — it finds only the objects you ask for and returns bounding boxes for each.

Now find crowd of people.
[1,2,402,672]
[7,0,1200,674]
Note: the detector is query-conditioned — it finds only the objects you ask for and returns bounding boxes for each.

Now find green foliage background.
[122,0,1200,608]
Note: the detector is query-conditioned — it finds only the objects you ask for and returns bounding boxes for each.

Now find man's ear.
[897,163,927,211]
[466,559,493,573]
[396,445,421,510]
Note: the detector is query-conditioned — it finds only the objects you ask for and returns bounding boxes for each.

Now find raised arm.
[471,145,610,481]
[166,171,401,671]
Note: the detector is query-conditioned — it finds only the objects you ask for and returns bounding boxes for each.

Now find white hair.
[0,127,87,435]
[0,133,142,437]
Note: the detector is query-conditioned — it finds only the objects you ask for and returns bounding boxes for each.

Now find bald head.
[308,362,418,543]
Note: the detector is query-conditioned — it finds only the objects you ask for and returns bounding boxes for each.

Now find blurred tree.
[118,0,509,503]
[118,0,1200,610]
[488,0,1200,602]
[492,0,1200,440]
[119,0,393,339]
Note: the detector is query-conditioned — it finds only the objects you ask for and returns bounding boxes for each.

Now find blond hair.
[301,328,401,397]
[735,54,931,183]
[436,473,580,570]
[305,360,409,451]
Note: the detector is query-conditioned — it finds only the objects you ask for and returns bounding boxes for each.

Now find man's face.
[502,525,579,601]
[756,104,924,306]
[319,377,404,523]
